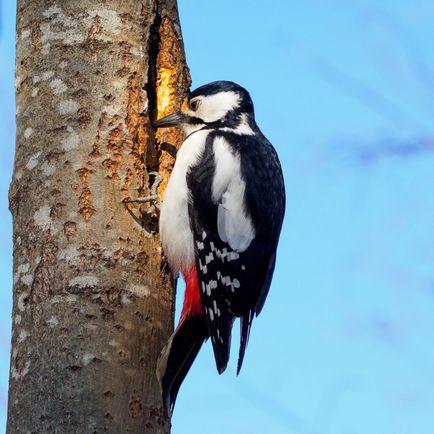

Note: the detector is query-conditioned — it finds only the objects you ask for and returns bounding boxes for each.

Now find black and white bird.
[155,81,285,416]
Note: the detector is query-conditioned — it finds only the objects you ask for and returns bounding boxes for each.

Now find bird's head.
[153,81,255,135]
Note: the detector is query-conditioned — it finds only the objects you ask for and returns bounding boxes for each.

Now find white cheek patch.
[197,91,241,123]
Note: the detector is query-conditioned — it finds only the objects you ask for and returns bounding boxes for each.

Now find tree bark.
[8,1,190,433]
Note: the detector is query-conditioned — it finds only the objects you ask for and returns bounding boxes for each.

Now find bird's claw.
[123,171,163,213]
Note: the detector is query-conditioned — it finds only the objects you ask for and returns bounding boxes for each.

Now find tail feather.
[156,315,208,417]
[237,310,253,375]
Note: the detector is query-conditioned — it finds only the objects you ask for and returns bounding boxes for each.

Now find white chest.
[159,130,209,273]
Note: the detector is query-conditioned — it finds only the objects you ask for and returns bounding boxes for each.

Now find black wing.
[187,131,285,374]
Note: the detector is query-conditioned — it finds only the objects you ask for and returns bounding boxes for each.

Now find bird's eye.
[189,99,200,112]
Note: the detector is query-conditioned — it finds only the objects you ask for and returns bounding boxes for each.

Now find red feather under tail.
[180,266,204,321]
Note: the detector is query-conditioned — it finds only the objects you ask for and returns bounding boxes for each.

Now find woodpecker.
[155,81,285,416]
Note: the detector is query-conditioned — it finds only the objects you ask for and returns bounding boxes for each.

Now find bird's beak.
[153,111,188,128]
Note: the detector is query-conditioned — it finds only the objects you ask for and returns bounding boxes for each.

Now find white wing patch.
[212,136,255,252]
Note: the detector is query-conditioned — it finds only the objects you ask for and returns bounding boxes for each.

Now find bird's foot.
[123,171,163,213]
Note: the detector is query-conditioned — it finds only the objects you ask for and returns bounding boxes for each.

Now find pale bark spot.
[42,44,51,55]
[12,360,31,381]
[67,211,79,219]
[11,367,20,381]
[18,263,30,273]
[59,61,67,69]
[22,360,31,378]
[49,78,67,95]
[14,75,22,91]
[50,295,62,304]
[41,161,56,176]
[61,126,80,150]
[33,205,54,231]
[87,9,122,41]
[14,315,22,325]
[18,329,30,343]
[101,248,114,259]
[63,31,85,45]
[130,46,141,57]
[82,353,96,366]
[69,275,99,289]
[31,88,39,97]
[42,71,55,81]
[57,246,80,264]
[112,78,126,89]
[66,294,78,303]
[58,100,80,115]
[40,24,59,44]
[40,23,85,46]
[14,170,23,180]
[21,274,34,286]
[21,29,31,40]
[24,127,33,139]
[14,263,30,284]
[26,151,42,170]
[43,4,62,18]
[17,292,29,312]
[126,283,150,298]
[47,316,59,327]
[121,293,132,305]
[103,105,121,116]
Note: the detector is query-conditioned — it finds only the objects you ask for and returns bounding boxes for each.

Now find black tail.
[156,315,208,418]
[237,310,254,375]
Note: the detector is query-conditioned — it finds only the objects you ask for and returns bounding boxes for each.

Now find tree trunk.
[8,1,190,433]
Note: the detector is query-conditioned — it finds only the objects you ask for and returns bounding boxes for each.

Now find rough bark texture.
[8,0,190,433]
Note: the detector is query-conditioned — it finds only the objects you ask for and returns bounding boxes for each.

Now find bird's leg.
[123,171,163,213]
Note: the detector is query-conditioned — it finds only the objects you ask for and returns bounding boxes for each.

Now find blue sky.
[2,1,434,433]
